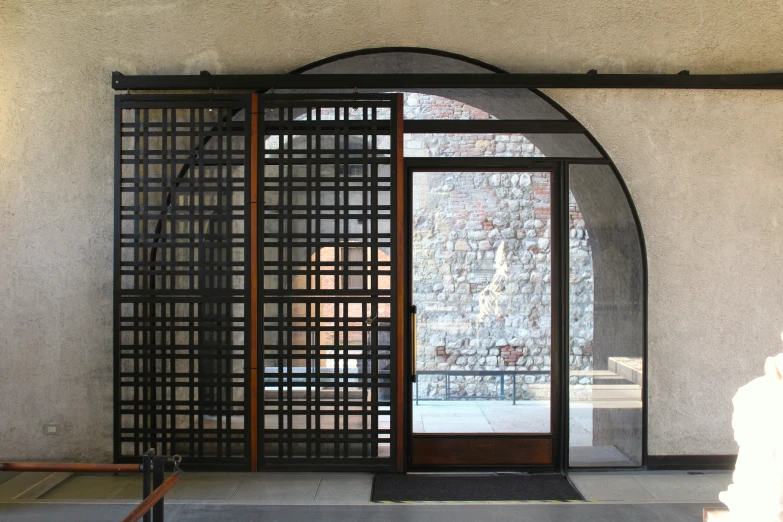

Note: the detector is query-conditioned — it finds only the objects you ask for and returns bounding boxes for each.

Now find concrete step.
[527,383,642,402]
[570,369,634,385]
[609,357,643,386]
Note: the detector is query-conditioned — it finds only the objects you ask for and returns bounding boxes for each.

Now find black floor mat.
[372,473,584,502]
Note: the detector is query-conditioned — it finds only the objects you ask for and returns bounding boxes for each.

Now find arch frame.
[287,48,648,470]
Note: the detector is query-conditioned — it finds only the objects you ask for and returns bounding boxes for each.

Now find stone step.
[609,357,643,385]
[582,384,642,400]
[570,369,634,385]
[570,369,621,378]
[527,383,642,401]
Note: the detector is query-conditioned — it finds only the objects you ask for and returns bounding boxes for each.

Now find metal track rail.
[112,71,783,91]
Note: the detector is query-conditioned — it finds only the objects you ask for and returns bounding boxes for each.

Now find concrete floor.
[0,502,721,521]
[569,471,732,502]
[0,469,731,521]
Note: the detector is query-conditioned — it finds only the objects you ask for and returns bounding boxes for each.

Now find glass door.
[408,168,556,468]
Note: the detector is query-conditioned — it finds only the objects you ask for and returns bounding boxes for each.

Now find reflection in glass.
[568,164,644,467]
[404,133,602,159]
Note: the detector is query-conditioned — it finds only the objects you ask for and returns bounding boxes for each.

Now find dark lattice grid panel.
[115,96,250,467]
[260,96,397,463]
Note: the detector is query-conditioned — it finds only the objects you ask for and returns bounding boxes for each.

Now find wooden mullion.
[394,93,406,472]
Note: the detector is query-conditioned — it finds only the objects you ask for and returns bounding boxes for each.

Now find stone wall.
[403,94,595,400]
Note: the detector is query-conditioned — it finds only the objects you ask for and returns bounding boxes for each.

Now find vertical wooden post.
[394,93,406,472]
[249,93,259,471]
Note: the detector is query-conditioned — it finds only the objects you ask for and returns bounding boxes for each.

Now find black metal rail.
[128,450,181,522]
[112,71,783,91]
[414,370,550,405]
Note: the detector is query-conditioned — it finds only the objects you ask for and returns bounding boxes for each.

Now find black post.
[152,455,165,521]
[550,162,571,474]
[142,450,154,522]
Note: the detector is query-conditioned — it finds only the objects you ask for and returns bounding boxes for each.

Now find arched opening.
[296,50,647,468]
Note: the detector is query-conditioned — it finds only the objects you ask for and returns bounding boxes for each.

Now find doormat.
[371,473,584,502]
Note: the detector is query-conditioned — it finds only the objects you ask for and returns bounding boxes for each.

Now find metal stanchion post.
[142,449,155,522]
[152,455,165,521]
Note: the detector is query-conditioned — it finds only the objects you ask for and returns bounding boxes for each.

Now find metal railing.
[0,450,181,522]
[133,450,182,522]
[123,451,181,522]
[414,370,550,405]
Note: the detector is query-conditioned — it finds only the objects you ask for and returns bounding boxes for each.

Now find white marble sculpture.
[719,332,783,521]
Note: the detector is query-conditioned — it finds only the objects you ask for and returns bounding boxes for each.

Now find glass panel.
[400,89,568,120]
[403,92,496,120]
[275,89,569,120]
[404,133,602,159]
[411,171,552,434]
[568,164,644,467]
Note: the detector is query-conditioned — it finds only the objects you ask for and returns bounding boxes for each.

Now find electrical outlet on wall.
[43,423,61,436]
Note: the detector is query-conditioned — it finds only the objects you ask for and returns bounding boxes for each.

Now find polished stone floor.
[0,469,731,521]
[570,471,732,502]
[0,502,720,521]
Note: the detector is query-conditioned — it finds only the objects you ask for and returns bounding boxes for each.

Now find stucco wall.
[2,0,783,461]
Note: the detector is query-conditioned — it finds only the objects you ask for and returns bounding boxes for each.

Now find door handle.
[411,305,417,383]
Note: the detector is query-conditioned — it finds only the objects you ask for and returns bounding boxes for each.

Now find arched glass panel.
[568,164,644,467]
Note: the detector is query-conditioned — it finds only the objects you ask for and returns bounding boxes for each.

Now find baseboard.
[647,455,736,470]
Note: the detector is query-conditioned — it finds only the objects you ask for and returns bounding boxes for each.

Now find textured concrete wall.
[549,89,783,456]
[2,0,783,461]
